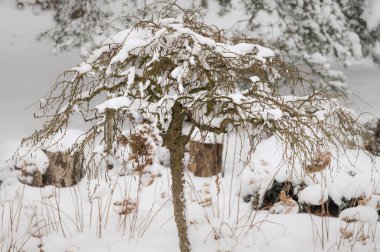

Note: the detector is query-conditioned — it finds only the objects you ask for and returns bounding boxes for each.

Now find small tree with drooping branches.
[23,6,365,252]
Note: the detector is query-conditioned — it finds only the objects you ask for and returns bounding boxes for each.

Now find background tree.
[337,0,380,64]
[17,0,380,176]
[19,0,160,53]
[16,0,380,93]
[223,0,380,93]
[22,6,365,251]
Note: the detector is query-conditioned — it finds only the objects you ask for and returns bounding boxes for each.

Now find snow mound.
[269,200,299,214]
[85,179,111,201]
[339,206,379,225]
[16,148,49,175]
[43,129,84,152]
[298,185,328,206]
[248,136,379,206]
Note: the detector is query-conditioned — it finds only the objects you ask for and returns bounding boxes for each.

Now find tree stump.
[188,141,223,177]
[42,150,84,187]
[18,150,84,187]
[364,118,380,156]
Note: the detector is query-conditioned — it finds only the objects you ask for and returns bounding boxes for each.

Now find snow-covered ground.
[0,132,379,252]
[0,2,379,252]
[0,4,79,143]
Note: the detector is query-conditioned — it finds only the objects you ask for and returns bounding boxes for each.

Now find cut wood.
[188,141,223,177]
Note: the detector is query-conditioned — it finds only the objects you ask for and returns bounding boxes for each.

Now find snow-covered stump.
[19,168,44,187]
[364,118,380,156]
[188,141,222,177]
[17,129,85,187]
[18,150,84,187]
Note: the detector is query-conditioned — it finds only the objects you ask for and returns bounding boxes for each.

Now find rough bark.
[364,119,380,156]
[105,107,115,169]
[42,150,84,187]
[163,102,190,252]
[188,141,223,177]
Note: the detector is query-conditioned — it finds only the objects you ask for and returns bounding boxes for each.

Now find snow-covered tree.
[21,0,162,53]
[39,0,137,53]
[217,0,380,92]
[13,0,142,53]
[337,0,380,64]
[23,7,365,252]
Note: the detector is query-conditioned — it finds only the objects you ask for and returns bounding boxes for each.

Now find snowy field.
[0,2,380,252]
[0,4,79,142]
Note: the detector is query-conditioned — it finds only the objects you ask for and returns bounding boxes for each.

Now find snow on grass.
[247,135,380,207]
[339,206,379,225]
[0,132,379,251]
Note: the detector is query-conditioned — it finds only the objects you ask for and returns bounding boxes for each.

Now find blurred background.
[1,0,380,143]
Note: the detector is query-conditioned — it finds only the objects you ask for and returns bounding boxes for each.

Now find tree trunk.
[163,102,190,252]
[188,141,223,177]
